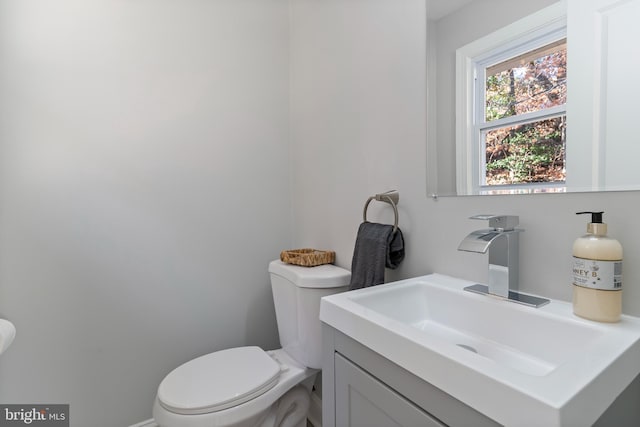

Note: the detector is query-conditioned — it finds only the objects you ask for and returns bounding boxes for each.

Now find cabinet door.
[335,353,446,427]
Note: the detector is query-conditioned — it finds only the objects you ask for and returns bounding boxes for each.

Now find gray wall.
[0,0,290,425]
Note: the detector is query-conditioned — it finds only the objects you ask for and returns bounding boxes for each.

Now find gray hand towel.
[349,222,405,290]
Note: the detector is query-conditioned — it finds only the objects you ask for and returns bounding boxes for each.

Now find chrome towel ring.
[362,190,399,233]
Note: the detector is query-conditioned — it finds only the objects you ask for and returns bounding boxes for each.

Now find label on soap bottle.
[572,257,622,290]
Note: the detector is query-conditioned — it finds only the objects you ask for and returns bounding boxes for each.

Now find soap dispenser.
[572,211,623,322]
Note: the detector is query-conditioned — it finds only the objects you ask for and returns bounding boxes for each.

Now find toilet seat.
[157,346,281,415]
[153,348,318,427]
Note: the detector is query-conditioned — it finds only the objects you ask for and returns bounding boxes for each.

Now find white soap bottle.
[572,211,623,322]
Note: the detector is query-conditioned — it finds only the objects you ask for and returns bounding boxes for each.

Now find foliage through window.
[482,40,567,187]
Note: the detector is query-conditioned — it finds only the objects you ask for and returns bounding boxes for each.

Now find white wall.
[2,0,640,425]
[0,0,290,425]
[290,0,640,313]
[290,0,429,273]
[291,2,640,420]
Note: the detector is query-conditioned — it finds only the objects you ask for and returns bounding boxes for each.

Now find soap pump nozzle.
[576,211,606,235]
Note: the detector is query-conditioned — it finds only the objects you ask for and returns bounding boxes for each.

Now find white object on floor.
[0,319,16,355]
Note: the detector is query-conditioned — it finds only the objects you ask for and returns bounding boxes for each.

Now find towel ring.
[362,191,399,233]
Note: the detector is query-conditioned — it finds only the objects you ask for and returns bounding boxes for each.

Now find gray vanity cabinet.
[335,353,445,427]
[323,323,640,427]
[322,324,500,427]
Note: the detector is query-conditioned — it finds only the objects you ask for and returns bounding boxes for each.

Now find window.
[456,3,567,195]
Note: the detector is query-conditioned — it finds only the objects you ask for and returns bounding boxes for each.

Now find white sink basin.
[320,274,640,426]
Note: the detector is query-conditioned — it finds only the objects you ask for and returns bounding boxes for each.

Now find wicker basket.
[280,248,335,267]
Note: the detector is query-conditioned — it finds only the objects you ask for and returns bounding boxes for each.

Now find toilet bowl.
[152,260,351,427]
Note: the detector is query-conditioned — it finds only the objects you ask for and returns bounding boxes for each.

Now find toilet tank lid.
[269,260,351,288]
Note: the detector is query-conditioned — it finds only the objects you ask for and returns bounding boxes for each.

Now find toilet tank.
[269,260,350,369]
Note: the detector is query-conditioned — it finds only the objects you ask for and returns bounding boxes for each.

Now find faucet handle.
[469,214,519,231]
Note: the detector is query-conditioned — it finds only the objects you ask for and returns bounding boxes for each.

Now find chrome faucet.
[458,215,549,308]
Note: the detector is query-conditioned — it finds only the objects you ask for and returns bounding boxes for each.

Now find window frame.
[455,2,568,195]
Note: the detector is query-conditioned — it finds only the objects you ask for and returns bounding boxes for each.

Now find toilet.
[152,260,351,427]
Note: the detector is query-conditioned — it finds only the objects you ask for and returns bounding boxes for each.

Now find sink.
[350,279,601,377]
[320,274,640,426]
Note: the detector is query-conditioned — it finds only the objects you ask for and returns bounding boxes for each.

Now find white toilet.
[152,260,350,427]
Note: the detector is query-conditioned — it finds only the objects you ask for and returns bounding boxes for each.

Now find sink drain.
[457,344,478,353]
